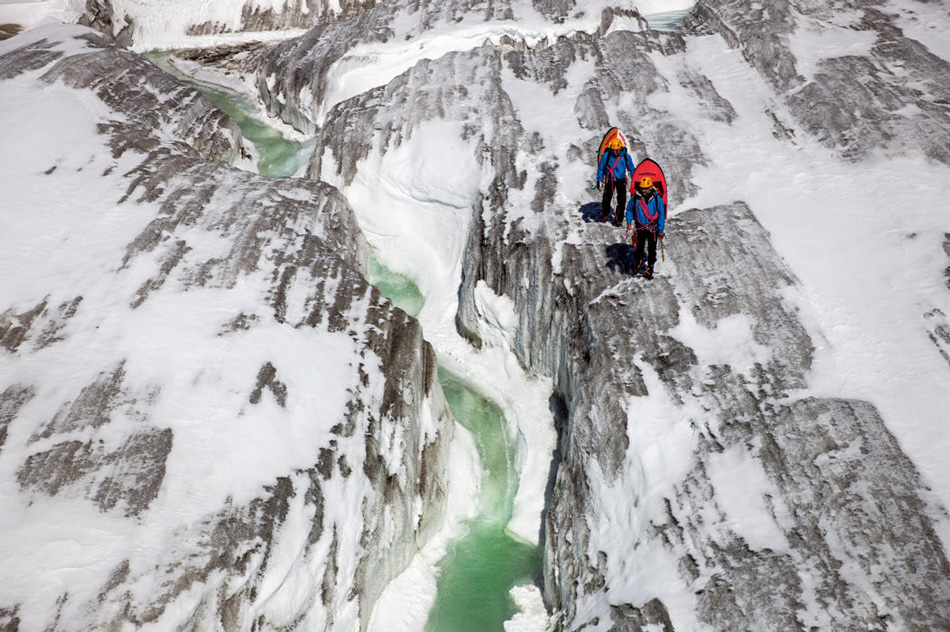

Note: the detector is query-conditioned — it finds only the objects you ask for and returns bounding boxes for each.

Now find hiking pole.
[661,236,665,261]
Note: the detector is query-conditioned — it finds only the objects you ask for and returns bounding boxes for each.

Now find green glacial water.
[368,258,426,318]
[162,62,542,629]
[367,262,542,632]
[425,369,542,632]
[202,86,309,178]
[145,52,309,178]
[644,9,693,31]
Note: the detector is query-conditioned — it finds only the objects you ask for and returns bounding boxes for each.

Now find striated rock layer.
[0,25,451,631]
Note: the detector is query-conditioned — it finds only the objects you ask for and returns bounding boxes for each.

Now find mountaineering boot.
[644,266,654,280]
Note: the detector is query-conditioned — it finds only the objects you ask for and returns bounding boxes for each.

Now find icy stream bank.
[146,52,312,178]
[366,262,545,632]
[0,25,455,632]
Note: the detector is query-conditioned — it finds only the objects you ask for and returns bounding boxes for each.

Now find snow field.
[672,32,950,514]
[625,32,950,619]
[6,0,949,628]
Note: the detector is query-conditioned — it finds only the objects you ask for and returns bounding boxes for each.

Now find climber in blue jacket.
[625,176,666,279]
[597,138,636,226]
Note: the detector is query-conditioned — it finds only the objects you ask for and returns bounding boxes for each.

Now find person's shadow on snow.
[606,242,639,275]
[579,202,604,223]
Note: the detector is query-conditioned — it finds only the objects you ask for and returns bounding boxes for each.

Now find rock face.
[263,0,950,628]
[4,0,950,628]
[0,25,451,631]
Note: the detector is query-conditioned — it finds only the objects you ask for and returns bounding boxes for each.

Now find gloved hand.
[658,232,665,240]
[597,182,604,192]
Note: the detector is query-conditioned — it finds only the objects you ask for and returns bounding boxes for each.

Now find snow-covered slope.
[0,24,453,631]
[2,0,950,630]
[249,0,950,629]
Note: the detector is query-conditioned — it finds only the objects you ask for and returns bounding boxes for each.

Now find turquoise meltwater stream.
[146,52,309,178]
[156,58,542,629]
[425,369,542,632]
[366,265,543,632]
[644,9,694,31]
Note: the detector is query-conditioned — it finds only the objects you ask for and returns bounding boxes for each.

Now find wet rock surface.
[0,26,451,631]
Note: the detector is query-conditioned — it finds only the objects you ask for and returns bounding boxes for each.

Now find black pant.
[601,177,627,225]
[633,227,658,269]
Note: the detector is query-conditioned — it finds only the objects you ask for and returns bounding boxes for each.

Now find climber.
[596,138,636,226]
[625,175,666,279]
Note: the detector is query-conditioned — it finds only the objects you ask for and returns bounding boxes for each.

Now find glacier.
[2,0,950,630]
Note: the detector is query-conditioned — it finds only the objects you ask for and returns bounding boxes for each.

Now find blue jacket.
[625,191,666,233]
[597,150,636,183]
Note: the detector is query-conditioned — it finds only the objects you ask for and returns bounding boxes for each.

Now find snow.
[0,0,695,55]
[0,26,380,631]
[4,0,950,629]
[318,17,620,127]
[707,444,790,553]
[504,585,549,632]
[679,33,950,510]
[367,422,481,632]
[356,6,946,627]
[787,13,878,82]
[637,0,696,15]
[0,0,82,33]
[887,1,950,64]
[325,113,558,544]
[309,3,950,629]
[341,114,559,632]
[670,311,773,377]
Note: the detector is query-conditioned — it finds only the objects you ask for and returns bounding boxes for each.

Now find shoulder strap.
[638,195,659,223]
